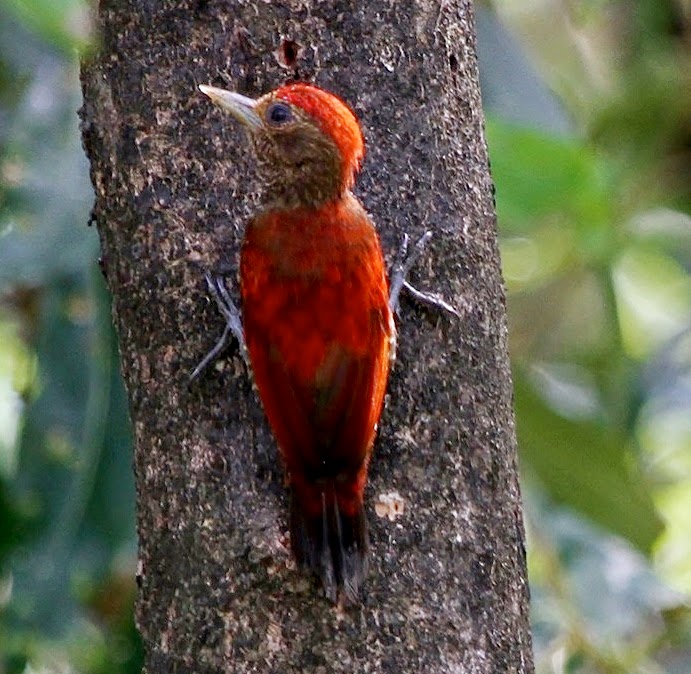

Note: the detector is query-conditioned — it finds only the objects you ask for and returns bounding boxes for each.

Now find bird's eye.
[266,102,293,126]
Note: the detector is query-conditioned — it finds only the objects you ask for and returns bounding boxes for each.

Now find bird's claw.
[188,272,248,384]
[402,280,461,318]
[388,231,459,318]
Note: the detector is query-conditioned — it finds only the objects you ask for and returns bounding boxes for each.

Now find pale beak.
[199,84,262,130]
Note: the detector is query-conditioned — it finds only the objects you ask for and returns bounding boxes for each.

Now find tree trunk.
[80,1,534,672]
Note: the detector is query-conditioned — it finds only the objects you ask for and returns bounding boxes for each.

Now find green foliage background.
[0,1,689,673]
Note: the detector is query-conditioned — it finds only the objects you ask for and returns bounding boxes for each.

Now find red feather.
[241,193,393,601]
[241,195,392,492]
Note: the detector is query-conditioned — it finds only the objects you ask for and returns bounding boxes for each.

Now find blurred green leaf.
[9,272,107,629]
[0,67,96,286]
[527,487,687,672]
[0,14,94,279]
[515,373,663,554]
[0,481,24,558]
[613,246,691,360]
[3,267,140,671]
[627,208,691,259]
[0,10,140,669]
[487,117,614,254]
[1,0,93,53]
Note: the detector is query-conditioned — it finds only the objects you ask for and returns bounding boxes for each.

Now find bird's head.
[199,82,364,209]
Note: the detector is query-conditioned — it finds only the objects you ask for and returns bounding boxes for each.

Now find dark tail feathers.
[290,489,368,605]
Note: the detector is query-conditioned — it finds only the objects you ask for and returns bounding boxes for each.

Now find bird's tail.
[290,486,369,605]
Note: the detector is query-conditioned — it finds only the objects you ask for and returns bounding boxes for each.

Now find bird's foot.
[388,232,460,318]
[189,272,248,383]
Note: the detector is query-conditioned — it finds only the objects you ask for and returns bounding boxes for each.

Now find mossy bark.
[80,1,534,672]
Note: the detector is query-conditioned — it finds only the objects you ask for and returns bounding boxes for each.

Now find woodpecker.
[195,81,453,604]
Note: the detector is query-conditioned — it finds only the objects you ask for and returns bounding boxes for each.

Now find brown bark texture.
[80,0,534,672]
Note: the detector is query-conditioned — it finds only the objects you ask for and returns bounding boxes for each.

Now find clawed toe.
[388,231,458,318]
[188,272,248,384]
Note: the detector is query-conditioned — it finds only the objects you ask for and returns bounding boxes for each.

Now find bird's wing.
[245,303,391,482]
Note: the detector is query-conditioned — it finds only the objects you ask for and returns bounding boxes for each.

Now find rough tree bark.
[80,1,534,672]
